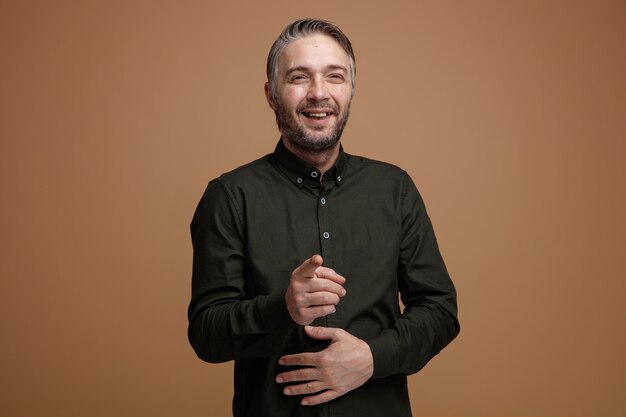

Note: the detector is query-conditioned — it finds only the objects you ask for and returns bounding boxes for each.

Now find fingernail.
[284,388,291,395]
[302,400,309,406]
[278,358,285,365]
[275,376,283,383]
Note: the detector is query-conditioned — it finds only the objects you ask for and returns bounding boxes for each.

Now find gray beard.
[275,102,350,154]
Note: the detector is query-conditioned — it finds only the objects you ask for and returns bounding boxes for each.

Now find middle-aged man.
[188,18,460,417]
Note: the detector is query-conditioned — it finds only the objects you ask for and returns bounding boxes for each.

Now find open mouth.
[302,111,333,119]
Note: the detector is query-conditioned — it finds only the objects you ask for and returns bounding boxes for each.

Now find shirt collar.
[272,139,347,188]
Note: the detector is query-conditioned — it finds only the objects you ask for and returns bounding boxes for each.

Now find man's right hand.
[285,255,346,325]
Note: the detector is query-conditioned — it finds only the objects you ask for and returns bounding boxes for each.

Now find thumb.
[304,325,339,341]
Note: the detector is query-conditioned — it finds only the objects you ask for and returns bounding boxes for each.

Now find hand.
[285,255,346,325]
[275,325,374,406]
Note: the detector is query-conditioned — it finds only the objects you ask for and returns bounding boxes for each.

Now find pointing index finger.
[296,255,324,277]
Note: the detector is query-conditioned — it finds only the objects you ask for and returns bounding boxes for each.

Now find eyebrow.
[285,65,349,77]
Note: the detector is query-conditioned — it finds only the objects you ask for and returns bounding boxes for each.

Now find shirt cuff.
[366,332,400,379]
[257,291,294,332]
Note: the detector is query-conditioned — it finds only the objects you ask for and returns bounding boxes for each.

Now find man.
[188,18,459,417]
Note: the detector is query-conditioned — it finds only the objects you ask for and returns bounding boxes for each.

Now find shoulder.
[343,153,421,203]
[193,154,276,223]
[344,152,411,185]
[209,153,277,190]
[345,153,408,176]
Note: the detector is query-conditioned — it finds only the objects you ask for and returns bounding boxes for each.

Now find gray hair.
[266,18,356,101]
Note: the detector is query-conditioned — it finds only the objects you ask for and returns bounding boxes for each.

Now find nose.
[307,75,329,101]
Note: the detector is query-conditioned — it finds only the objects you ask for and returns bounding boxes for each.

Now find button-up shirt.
[188,140,459,417]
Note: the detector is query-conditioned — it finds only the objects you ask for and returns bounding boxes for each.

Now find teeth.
[305,112,328,118]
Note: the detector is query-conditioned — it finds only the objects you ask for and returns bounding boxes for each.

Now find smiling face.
[265,33,353,154]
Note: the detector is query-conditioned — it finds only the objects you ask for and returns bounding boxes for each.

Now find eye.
[328,73,345,83]
[289,74,308,83]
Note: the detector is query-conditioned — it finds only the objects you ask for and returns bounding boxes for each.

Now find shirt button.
[322,232,330,239]
[320,197,326,205]
[310,171,318,179]
[337,175,342,182]
[296,177,303,184]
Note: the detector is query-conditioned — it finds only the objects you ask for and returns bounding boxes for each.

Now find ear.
[264,82,277,111]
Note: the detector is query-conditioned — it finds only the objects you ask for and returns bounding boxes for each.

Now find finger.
[295,255,324,277]
[305,291,341,307]
[304,325,341,341]
[301,389,341,406]
[308,279,346,297]
[288,305,337,326]
[300,305,338,322]
[314,267,346,286]
[275,367,320,384]
[283,380,327,397]
[279,352,318,367]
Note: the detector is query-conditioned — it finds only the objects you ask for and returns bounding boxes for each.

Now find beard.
[274,100,351,153]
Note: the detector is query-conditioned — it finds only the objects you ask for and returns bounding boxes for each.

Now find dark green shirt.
[188,140,459,417]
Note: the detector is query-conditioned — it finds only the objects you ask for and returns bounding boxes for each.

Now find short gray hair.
[266,18,356,100]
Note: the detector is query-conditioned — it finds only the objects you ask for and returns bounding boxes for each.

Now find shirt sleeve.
[366,172,460,378]
[187,179,295,363]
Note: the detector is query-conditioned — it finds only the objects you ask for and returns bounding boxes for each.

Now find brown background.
[1,1,625,416]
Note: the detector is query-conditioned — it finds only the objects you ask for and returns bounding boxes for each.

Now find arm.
[187,180,293,363]
[367,172,460,378]
[188,180,349,363]
[275,173,458,403]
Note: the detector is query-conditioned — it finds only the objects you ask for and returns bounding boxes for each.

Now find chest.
[241,183,403,295]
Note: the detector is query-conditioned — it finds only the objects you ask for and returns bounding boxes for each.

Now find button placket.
[317,190,332,267]
[318,190,342,328]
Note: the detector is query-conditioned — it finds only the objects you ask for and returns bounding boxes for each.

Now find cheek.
[279,87,307,108]
[332,88,353,109]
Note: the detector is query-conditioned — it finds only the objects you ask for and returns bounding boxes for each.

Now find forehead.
[278,33,350,73]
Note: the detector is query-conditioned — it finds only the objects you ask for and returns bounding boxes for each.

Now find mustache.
[296,102,339,113]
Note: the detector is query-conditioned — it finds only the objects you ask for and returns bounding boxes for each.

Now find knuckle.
[319,293,331,303]
[297,314,313,325]
[318,352,330,366]
[324,374,337,387]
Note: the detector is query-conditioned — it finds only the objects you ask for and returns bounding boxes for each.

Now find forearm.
[366,295,459,378]
[188,290,295,362]
[364,172,460,378]
[188,179,296,362]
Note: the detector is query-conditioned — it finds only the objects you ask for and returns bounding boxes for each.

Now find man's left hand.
[275,325,374,406]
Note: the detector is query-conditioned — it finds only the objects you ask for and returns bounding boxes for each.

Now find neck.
[282,138,341,175]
